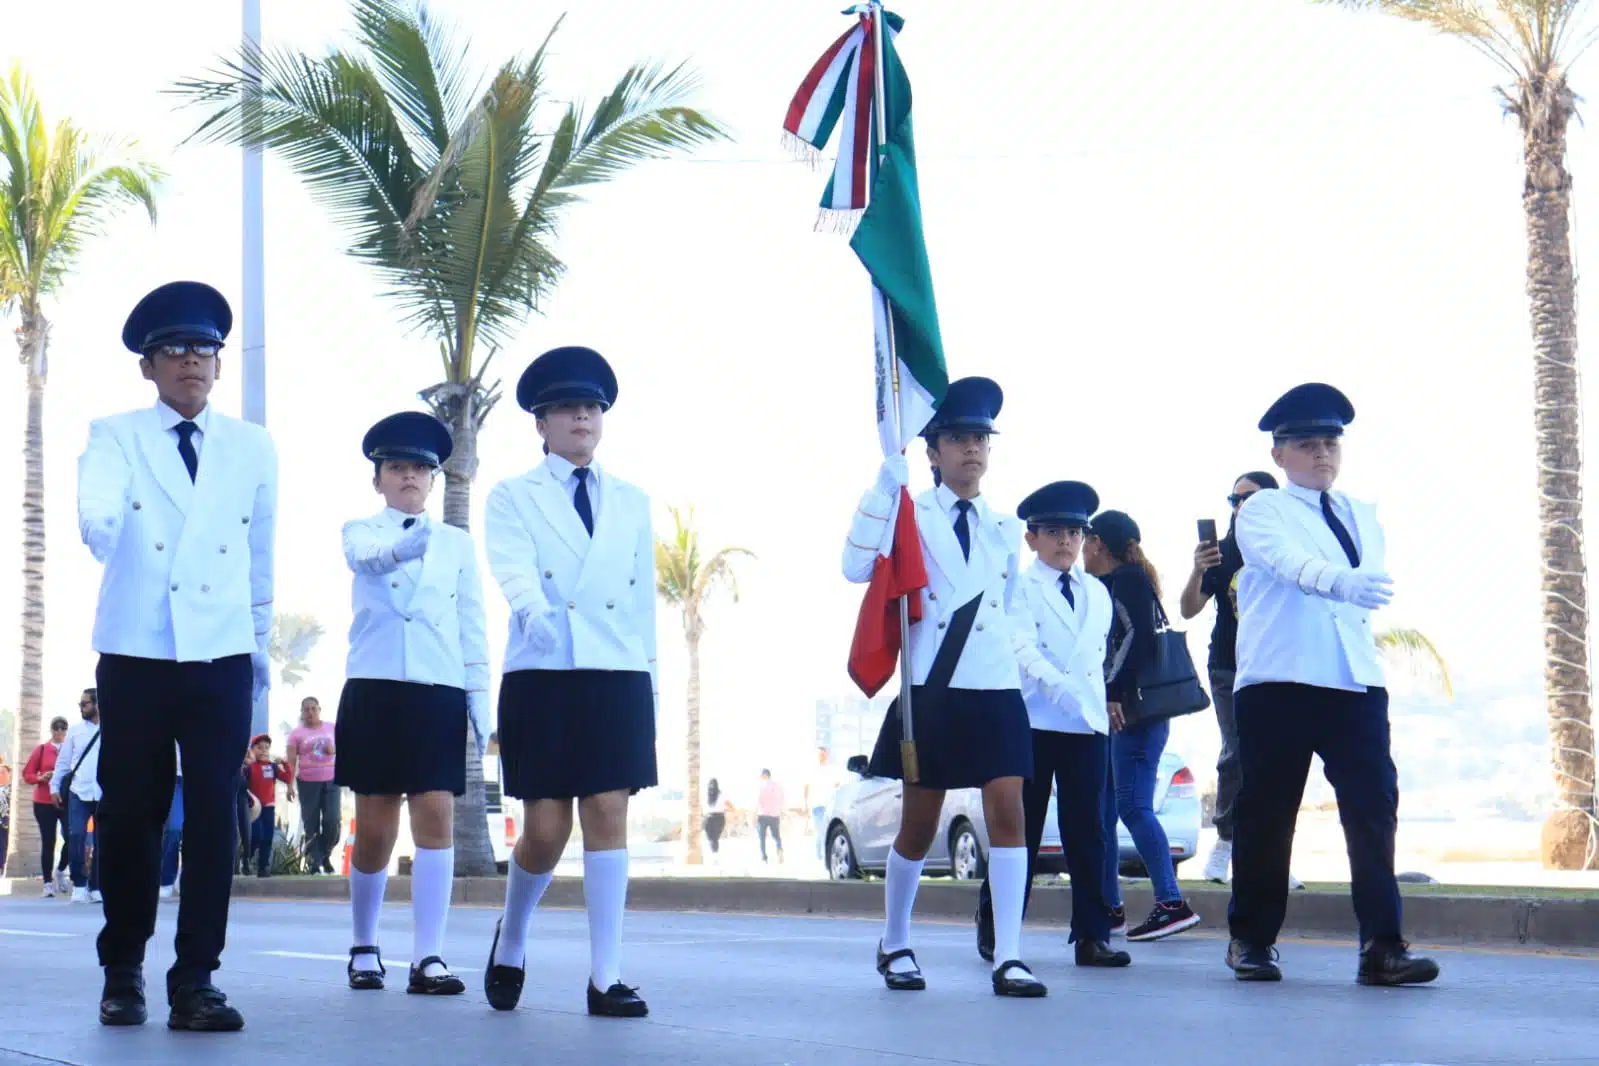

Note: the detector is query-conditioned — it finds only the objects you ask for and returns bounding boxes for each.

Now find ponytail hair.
[707,778,720,805]
[1120,541,1163,601]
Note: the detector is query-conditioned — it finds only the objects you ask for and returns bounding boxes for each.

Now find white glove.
[392,518,431,563]
[1043,674,1075,708]
[467,690,492,758]
[252,650,272,697]
[517,605,561,655]
[1332,569,1394,610]
[875,455,910,496]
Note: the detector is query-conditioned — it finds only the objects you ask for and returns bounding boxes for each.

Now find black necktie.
[953,499,972,562]
[1060,573,1075,609]
[175,421,199,482]
[1321,491,1360,567]
[402,518,416,530]
[573,467,594,537]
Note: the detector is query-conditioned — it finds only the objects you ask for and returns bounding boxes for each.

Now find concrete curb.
[7,875,1594,951]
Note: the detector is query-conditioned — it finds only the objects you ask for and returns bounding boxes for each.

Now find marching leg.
[579,788,645,1018]
[347,794,401,990]
[406,791,463,996]
[982,776,1045,998]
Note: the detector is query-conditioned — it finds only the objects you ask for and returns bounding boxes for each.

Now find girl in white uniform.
[481,346,658,1019]
[842,377,1045,998]
[336,411,492,996]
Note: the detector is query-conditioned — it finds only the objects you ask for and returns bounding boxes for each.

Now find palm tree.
[0,65,161,875]
[172,0,727,874]
[1321,1,1597,869]
[1375,627,1454,698]
[269,612,326,688]
[655,507,753,865]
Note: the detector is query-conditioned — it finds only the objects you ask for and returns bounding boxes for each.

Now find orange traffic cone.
[340,817,357,877]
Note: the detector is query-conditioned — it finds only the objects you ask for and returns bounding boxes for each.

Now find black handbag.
[1125,599,1211,728]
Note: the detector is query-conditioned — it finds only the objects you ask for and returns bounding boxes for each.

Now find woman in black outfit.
[1084,510,1200,942]
[704,779,727,856]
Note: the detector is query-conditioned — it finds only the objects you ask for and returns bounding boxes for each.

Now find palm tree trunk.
[1521,75,1597,870]
[434,395,496,877]
[10,311,49,876]
[684,629,703,865]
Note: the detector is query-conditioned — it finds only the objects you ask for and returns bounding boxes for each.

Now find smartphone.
[1197,518,1219,547]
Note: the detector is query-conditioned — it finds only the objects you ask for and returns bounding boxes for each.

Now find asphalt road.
[1,895,1595,1066]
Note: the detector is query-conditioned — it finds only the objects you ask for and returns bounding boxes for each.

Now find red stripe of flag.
[847,488,928,697]
[847,14,877,210]
[783,23,860,137]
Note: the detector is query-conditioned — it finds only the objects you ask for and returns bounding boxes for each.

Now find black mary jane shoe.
[167,984,245,1032]
[587,980,649,1018]
[100,966,148,1027]
[991,959,1048,998]
[408,956,467,996]
[875,941,927,992]
[484,918,526,1012]
[347,945,386,991]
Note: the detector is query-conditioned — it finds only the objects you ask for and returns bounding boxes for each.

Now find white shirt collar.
[1282,481,1338,508]
[383,506,426,526]
[544,452,599,484]
[1030,556,1080,586]
[156,400,211,434]
[935,482,989,523]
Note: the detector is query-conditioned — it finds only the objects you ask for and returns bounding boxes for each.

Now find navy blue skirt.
[868,687,1033,790]
[498,669,657,801]
[334,678,467,797]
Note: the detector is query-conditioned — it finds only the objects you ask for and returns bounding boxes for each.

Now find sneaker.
[1127,901,1201,942]
[158,885,175,900]
[41,882,56,899]
[55,871,69,894]
[72,887,89,903]
[89,890,103,904]
[1226,938,1283,981]
[1289,873,1306,891]
[1203,839,1232,883]
[1107,906,1127,937]
[1357,939,1440,987]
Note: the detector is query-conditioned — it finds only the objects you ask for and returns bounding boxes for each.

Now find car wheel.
[827,824,861,881]
[948,820,986,881]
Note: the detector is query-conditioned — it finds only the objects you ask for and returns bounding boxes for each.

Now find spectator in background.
[0,752,10,877]
[244,735,289,877]
[51,688,103,903]
[286,697,339,875]
[703,778,728,859]
[756,769,784,864]
[160,747,183,900]
[804,748,840,863]
[23,717,71,896]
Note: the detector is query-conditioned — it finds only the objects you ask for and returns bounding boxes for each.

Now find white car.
[823,750,1202,881]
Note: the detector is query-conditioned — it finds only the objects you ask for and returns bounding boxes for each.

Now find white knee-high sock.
[583,849,629,990]
[411,846,454,977]
[350,866,389,973]
[988,846,1033,976]
[881,848,925,974]
[495,856,554,967]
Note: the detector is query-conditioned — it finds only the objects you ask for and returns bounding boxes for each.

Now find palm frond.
[1374,627,1454,697]
[351,0,478,164]
[1316,0,1597,78]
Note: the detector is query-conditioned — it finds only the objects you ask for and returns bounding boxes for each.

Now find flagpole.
[869,0,919,786]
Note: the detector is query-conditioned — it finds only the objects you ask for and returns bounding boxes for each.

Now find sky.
[3,0,1593,801]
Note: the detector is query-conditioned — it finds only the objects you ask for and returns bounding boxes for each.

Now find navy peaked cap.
[122,281,232,354]
[516,346,618,414]
[362,411,453,468]
[1259,383,1355,439]
[1017,481,1099,527]
[922,376,1003,439]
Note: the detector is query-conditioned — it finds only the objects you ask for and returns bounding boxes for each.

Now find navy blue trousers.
[1227,682,1402,947]
[94,653,253,993]
[977,729,1111,943]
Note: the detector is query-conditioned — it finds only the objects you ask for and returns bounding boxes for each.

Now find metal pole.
[242,0,269,736]
[870,1,918,785]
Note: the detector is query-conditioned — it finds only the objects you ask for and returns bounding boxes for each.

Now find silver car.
[823,749,1202,881]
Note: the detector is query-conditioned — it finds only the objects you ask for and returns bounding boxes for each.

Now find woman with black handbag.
[1085,511,1201,942]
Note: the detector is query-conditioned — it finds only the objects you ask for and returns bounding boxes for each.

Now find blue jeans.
[66,795,99,891]
[250,804,275,875]
[160,779,184,888]
[1102,719,1182,905]
[811,806,827,860]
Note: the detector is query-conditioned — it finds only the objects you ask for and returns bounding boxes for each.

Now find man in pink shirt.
[286,697,340,875]
[756,770,785,865]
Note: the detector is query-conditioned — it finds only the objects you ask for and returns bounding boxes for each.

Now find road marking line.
[0,928,77,938]
[259,950,411,965]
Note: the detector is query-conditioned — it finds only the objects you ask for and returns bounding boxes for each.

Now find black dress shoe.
[586,980,649,1017]
[1074,939,1132,968]
[407,956,466,996]
[484,918,526,1012]
[1358,940,1440,987]
[875,941,926,991]
[347,945,385,991]
[1226,938,1283,982]
[991,959,1047,998]
[974,905,995,963]
[167,984,245,1032]
[99,967,147,1027]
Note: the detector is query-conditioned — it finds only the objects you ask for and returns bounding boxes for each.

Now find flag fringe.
[814,207,863,237]
[781,131,824,169]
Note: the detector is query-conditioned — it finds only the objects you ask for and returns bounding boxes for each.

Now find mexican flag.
[785,10,948,697]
